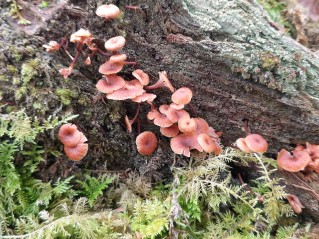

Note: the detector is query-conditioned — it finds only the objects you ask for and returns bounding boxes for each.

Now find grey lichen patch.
[182,0,319,98]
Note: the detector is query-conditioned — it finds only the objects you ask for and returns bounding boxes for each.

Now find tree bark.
[1,0,319,219]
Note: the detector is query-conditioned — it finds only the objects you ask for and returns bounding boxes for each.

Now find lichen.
[182,0,319,98]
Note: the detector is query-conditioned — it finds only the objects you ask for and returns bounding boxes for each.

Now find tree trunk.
[1,0,319,220]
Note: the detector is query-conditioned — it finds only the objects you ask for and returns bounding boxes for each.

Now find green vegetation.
[257,0,294,35]
[0,109,311,238]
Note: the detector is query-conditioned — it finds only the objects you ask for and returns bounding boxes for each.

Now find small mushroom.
[96,4,121,20]
[104,36,126,52]
[178,117,196,134]
[58,124,85,147]
[144,71,175,92]
[99,61,124,75]
[136,131,158,155]
[171,87,193,105]
[170,133,203,157]
[64,143,88,161]
[70,29,93,44]
[160,124,180,137]
[286,194,304,214]
[96,75,125,94]
[132,69,150,86]
[244,134,268,154]
[277,149,311,172]
[106,81,145,100]
[236,138,252,153]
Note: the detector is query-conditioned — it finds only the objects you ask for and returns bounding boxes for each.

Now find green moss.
[21,58,41,84]
[8,65,19,74]
[9,46,23,62]
[15,86,27,100]
[12,77,20,85]
[0,75,9,82]
[55,88,78,105]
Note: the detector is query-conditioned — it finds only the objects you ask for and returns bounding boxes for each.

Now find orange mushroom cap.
[171,87,193,105]
[306,142,319,159]
[64,143,88,161]
[131,92,156,103]
[96,4,121,20]
[197,133,216,153]
[277,149,311,172]
[160,124,180,138]
[104,36,126,52]
[164,107,189,123]
[178,117,196,134]
[194,118,210,135]
[236,138,252,153]
[106,81,145,100]
[244,134,268,154]
[99,61,124,75]
[70,29,93,44]
[132,69,150,86]
[109,54,127,63]
[170,133,203,157]
[136,131,158,155]
[58,124,84,147]
[96,75,125,94]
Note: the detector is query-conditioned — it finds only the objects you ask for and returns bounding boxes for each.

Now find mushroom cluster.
[277,143,319,173]
[45,4,222,158]
[58,124,88,161]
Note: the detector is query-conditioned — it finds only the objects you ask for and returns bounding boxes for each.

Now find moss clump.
[55,88,78,105]
[260,52,280,70]
[21,58,41,84]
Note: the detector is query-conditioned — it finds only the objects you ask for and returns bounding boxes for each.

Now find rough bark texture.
[1,0,319,220]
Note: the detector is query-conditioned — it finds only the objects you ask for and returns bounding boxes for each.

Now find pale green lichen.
[182,0,319,98]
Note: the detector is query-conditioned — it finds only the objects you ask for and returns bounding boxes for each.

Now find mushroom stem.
[124,61,137,65]
[243,119,250,136]
[136,118,141,135]
[68,42,83,70]
[188,103,198,117]
[125,5,142,11]
[144,80,165,90]
[97,48,112,57]
[131,103,141,124]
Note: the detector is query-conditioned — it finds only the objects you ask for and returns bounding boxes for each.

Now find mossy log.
[1,0,319,220]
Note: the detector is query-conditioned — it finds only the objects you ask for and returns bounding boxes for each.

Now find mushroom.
[135,131,158,155]
[64,143,88,161]
[58,124,86,147]
[244,134,268,154]
[178,116,196,134]
[70,29,93,44]
[96,4,121,20]
[104,36,126,52]
[306,142,319,159]
[144,71,175,92]
[131,93,156,103]
[170,133,203,157]
[277,149,311,172]
[99,61,124,75]
[236,138,252,153]
[160,124,180,137]
[286,194,304,214]
[132,69,150,86]
[106,81,145,100]
[171,87,193,105]
[96,75,125,94]
[43,41,60,52]
[124,104,140,133]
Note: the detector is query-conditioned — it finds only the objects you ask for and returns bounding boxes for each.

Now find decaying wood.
[1,0,319,220]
